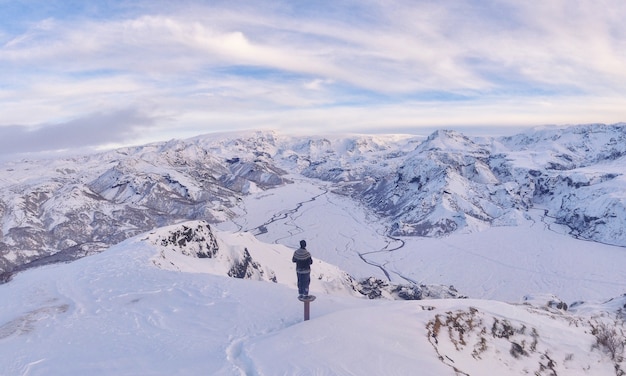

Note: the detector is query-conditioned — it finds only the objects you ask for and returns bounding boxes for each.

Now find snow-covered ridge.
[1,124,625,279]
[146,222,626,375]
[146,220,464,300]
[147,220,358,297]
[0,219,625,375]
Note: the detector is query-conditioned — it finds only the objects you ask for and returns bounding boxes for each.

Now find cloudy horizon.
[1,0,626,157]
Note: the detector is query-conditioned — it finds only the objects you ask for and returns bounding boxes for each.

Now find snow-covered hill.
[1,123,625,280]
[147,220,461,301]
[0,221,624,375]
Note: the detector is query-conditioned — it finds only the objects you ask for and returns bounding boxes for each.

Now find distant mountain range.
[2,123,625,279]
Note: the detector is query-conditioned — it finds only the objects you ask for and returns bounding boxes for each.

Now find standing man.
[292,240,312,298]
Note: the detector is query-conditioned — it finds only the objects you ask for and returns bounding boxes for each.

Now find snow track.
[226,336,256,376]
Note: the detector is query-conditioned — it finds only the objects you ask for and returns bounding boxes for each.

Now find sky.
[1,0,626,157]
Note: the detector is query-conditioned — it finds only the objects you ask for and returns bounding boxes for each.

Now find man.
[292,240,313,298]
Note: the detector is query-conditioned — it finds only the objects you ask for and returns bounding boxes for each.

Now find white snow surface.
[1,176,626,375]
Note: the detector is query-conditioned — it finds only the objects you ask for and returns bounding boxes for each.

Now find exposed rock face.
[356,277,467,301]
[157,222,219,259]
[227,247,276,282]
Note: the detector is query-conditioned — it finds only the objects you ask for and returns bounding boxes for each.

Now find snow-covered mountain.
[1,119,625,375]
[0,138,288,279]
[284,124,626,243]
[0,220,624,375]
[1,123,625,280]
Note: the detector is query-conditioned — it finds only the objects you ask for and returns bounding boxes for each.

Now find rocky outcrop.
[156,222,219,258]
[356,277,467,301]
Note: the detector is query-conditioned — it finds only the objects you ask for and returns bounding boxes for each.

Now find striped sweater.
[292,247,312,273]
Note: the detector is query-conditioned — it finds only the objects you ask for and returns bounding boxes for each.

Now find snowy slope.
[0,221,624,375]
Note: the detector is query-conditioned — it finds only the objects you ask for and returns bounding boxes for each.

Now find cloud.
[0,108,157,156]
[4,1,626,95]
[0,0,625,157]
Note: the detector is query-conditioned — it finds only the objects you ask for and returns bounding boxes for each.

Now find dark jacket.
[292,247,312,273]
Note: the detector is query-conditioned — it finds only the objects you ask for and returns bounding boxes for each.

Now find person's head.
[300,240,306,249]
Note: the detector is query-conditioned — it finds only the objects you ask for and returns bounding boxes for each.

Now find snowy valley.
[0,123,626,375]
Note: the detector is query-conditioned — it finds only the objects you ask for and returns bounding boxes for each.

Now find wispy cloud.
[1,0,625,155]
[0,108,157,156]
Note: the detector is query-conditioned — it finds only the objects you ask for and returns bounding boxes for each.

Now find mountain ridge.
[1,123,625,279]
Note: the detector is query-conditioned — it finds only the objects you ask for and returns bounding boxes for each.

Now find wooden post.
[304,300,311,321]
[298,295,316,321]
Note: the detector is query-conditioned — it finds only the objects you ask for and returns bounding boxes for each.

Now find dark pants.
[297,272,310,295]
